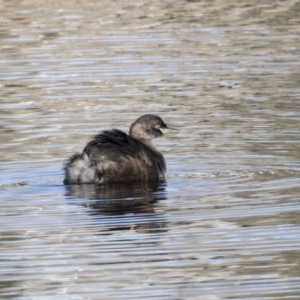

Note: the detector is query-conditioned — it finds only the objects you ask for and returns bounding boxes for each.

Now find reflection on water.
[66,181,166,209]
[66,181,168,233]
[1,0,300,299]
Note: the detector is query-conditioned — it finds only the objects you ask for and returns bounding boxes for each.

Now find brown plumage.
[63,114,176,184]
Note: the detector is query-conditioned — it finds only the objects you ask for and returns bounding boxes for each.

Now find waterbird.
[63,114,177,184]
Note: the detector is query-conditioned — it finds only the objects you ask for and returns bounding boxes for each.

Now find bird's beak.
[160,126,180,134]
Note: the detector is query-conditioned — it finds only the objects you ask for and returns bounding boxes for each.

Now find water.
[1,0,300,299]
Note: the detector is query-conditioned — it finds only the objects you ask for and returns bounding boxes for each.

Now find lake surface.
[1,0,300,299]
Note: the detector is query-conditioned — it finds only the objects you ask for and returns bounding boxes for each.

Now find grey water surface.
[1,0,300,299]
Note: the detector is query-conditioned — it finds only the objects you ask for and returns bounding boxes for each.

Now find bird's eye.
[155,124,161,129]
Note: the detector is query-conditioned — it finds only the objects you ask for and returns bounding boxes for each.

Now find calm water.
[1,0,300,299]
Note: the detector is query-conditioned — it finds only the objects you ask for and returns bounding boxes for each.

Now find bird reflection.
[65,181,168,233]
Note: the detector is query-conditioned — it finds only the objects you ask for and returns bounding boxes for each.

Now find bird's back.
[64,129,166,184]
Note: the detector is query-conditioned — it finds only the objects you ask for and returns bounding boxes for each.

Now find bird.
[63,114,177,184]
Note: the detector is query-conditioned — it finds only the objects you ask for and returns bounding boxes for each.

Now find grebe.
[63,114,176,184]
